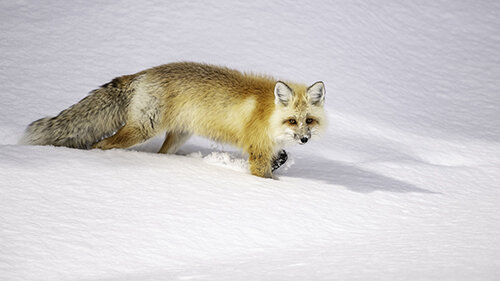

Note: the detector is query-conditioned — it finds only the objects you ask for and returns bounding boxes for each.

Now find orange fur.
[24,62,326,178]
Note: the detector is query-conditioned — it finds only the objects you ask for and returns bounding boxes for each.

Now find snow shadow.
[157,142,434,194]
[286,156,436,194]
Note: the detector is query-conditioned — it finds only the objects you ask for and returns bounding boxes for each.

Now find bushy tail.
[21,79,132,149]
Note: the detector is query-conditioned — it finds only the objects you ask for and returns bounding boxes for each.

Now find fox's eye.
[306,118,313,124]
[288,119,297,125]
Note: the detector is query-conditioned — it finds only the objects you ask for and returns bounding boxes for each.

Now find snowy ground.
[1,1,500,280]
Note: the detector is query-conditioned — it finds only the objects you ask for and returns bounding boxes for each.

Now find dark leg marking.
[271,150,288,172]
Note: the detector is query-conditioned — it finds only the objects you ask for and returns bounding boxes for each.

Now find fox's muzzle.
[295,130,311,145]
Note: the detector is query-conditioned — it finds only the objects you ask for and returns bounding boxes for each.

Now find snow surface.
[1,1,500,280]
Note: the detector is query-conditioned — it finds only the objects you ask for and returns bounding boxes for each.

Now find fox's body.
[22,62,326,178]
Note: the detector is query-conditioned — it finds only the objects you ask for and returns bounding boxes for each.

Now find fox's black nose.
[300,137,309,144]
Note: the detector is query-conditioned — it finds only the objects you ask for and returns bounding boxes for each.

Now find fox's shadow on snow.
[137,140,434,194]
[284,155,435,194]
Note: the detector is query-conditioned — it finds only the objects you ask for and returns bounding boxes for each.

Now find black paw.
[271,150,288,172]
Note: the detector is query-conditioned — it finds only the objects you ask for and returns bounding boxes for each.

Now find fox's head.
[270,80,326,147]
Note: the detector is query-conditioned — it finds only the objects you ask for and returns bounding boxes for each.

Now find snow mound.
[1,1,500,280]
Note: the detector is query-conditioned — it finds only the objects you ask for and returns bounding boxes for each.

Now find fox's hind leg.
[158,132,191,154]
[92,123,156,150]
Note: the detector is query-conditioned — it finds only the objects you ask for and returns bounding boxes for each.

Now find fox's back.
[145,62,276,100]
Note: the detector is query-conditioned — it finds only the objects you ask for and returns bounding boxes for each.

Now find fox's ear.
[274,81,294,106]
[307,81,325,106]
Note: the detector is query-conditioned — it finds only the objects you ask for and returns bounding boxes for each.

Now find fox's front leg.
[271,150,288,172]
[248,146,273,178]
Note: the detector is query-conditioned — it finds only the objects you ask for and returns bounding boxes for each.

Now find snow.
[1,1,500,280]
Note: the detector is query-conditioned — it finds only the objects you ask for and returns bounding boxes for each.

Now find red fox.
[21,62,326,178]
